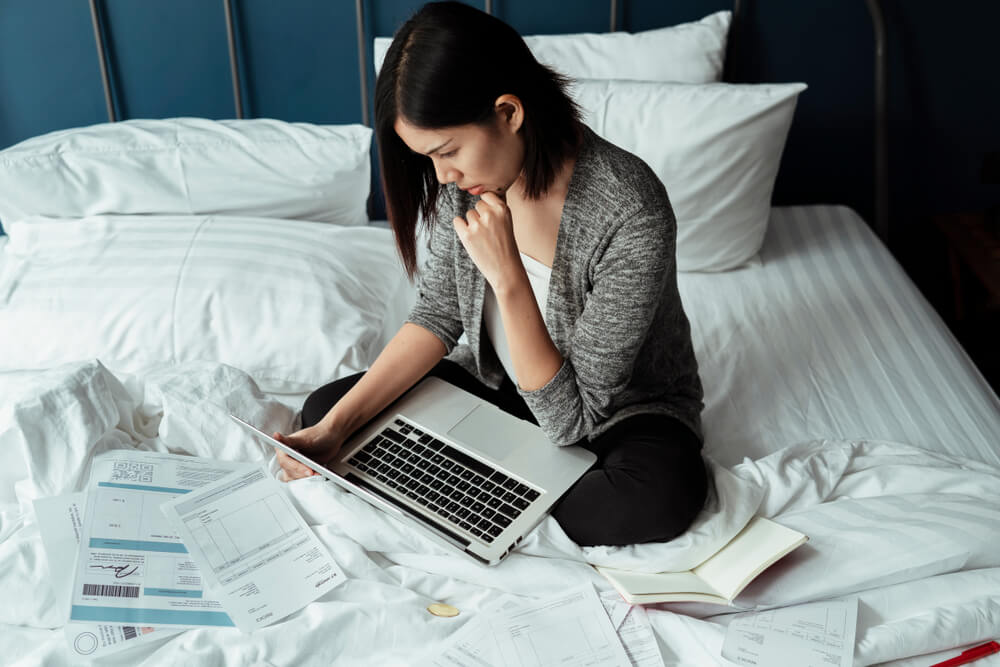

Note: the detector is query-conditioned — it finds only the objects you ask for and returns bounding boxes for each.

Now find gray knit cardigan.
[407,126,704,447]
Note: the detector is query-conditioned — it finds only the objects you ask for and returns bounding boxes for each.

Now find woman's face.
[394,96,525,197]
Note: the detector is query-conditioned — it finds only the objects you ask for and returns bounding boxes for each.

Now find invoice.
[35,492,181,658]
[161,464,345,631]
[431,584,635,667]
[721,597,859,667]
[70,450,254,628]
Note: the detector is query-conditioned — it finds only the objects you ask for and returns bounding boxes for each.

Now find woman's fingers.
[274,430,325,455]
[270,423,343,482]
[453,193,516,288]
[274,446,316,481]
[459,194,510,233]
[478,191,505,210]
[479,191,503,205]
[454,209,483,241]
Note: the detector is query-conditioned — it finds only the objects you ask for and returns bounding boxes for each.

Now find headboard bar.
[355,0,371,126]
[88,0,116,123]
[223,0,244,119]
[866,0,889,242]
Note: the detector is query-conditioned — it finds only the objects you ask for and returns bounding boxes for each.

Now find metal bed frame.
[84,0,889,243]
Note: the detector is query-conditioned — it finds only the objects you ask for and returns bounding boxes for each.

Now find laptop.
[230,376,596,565]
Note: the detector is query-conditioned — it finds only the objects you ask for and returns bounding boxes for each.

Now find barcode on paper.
[82,584,140,598]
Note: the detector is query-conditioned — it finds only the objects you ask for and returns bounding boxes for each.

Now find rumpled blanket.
[2,360,998,666]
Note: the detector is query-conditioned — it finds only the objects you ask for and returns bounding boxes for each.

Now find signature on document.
[89,564,139,579]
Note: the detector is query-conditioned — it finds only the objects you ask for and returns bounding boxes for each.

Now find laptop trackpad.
[447,404,520,462]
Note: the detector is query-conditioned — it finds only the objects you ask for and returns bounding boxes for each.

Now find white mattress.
[680,205,1000,467]
[3,208,1000,666]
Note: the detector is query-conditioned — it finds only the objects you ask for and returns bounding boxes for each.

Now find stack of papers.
[34,450,346,658]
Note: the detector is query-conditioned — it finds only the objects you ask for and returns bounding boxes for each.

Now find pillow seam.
[169,216,212,365]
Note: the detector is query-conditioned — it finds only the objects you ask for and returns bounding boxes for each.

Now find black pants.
[302,360,708,547]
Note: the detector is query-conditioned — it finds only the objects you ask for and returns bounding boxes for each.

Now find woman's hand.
[272,421,346,481]
[453,192,526,293]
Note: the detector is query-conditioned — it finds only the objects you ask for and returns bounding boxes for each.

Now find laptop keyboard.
[345,417,542,544]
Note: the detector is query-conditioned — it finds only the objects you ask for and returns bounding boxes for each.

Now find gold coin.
[426,603,460,618]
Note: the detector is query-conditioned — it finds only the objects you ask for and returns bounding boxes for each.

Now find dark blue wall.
[1,0,998,245]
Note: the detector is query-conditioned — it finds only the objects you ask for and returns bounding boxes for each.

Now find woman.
[275,1,707,547]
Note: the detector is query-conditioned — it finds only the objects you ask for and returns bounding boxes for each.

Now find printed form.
[161,464,346,631]
[34,492,181,659]
[598,591,666,667]
[431,584,642,667]
[489,583,631,666]
[70,451,253,629]
[721,597,858,667]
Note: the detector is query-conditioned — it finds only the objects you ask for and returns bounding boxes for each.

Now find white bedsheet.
[3,205,999,666]
[680,205,1000,467]
[2,359,999,666]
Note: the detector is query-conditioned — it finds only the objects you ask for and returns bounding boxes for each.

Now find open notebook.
[597,517,807,605]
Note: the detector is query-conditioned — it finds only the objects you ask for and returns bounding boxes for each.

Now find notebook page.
[693,516,806,600]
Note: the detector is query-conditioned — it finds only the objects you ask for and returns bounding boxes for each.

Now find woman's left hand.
[453,192,525,292]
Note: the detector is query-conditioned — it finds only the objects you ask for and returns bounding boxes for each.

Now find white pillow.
[0,215,414,392]
[570,80,807,272]
[373,10,730,83]
[0,118,372,227]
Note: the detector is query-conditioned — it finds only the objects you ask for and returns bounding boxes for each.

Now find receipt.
[161,465,345,631]
[721,597,858,667]
[70,451,251,629]
[34,492,182,658]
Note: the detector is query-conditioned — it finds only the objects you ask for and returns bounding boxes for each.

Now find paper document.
[431,585,635,667]
[721,597,858,667]
[161,464,345,631]
[600,590,632,630]
[486,583,631,667]
[34,493,181,658]
[599,591,665,667]
[429,608,502,667]
[70,450,254,628]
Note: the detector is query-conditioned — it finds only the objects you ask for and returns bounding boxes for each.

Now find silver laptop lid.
[232,377,595,565]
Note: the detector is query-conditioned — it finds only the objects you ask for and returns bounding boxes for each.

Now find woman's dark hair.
[374,1,583,278]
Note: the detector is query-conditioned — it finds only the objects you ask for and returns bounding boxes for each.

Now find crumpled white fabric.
[853,568,1000,665]
[729,440,1000,609]
[3,360,1000,666]
[0,360,293,513]
[2,361,143,513]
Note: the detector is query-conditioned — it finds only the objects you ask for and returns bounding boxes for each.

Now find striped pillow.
[0,215,413,392]
[0,119,372,227]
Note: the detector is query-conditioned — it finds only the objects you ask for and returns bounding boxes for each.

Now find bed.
[1,4,999,667]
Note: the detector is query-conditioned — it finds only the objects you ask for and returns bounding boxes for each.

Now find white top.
[483,252,553,385]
